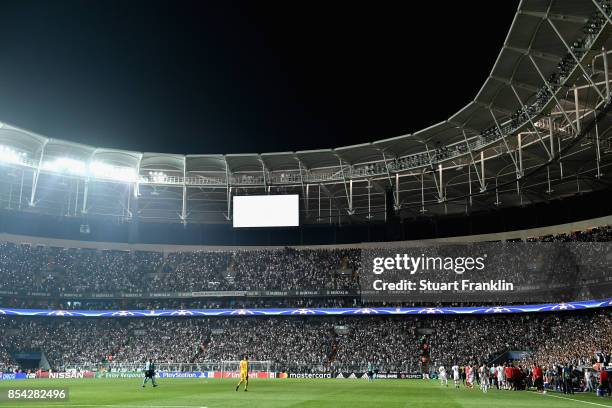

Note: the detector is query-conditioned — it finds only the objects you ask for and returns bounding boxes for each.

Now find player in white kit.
[438,365,448,386]
[479,364,490,393]
[451,364,460,388]
[497,364,505,389]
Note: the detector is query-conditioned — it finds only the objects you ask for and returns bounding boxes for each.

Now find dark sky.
[0,1,519,155]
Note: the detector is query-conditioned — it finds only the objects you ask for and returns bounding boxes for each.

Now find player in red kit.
[532,364,544,392]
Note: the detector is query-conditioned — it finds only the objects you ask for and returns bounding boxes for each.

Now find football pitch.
[0,378,611,408]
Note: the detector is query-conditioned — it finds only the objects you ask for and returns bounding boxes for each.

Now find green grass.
[0,378,610,408]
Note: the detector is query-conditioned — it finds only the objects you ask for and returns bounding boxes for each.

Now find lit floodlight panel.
[233,195,299,228]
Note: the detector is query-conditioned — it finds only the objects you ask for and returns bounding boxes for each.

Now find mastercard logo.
[279,372,288,379]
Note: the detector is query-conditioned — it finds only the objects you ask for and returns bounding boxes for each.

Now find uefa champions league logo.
[170,310,194,316]
[550,303,576,311]
[230,309,255,315]
[111,311,135,317]
[417,308,444,314]
[48,310,74,316]
[351,308,379,315]
[484,307,512,314]
[290,309,316,315]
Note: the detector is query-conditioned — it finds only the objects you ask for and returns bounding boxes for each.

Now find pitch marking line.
[0,405,206,408]
[539,392,612,407]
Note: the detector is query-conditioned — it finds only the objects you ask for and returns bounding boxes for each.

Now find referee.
[142,358,158,388]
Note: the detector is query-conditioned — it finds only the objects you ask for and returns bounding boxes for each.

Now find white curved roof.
[0,0,609,223]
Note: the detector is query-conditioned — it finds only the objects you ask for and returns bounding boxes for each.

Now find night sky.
[0,1,519,155]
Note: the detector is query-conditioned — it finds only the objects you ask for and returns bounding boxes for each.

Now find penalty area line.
[534,391,612,407]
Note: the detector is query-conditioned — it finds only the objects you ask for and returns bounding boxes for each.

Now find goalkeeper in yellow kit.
[235,356,249,392]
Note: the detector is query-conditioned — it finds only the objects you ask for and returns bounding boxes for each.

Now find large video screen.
[233,194,299,228]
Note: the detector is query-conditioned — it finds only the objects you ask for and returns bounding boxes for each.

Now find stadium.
[0,0,611,407]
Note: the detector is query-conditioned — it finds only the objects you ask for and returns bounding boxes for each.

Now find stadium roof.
[0,0,610,224]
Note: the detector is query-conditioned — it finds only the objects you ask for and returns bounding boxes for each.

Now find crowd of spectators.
[0,309,609,376]
[0,225,610,383]
[0,245,360,294]
[0,226,610,303]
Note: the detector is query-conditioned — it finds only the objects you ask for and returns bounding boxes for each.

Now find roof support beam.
[603,47,610,99]
[296,156,309,215]
[489,108,521,177]
[365,179,375,220]
[258,155,269,194]
[461,130,486,192]
[591,0,612,29]
[81,179,89,214]
[594,109,603,178]
[503,45,561,63]
[379,149,399,210]
[395,172,400,209]
[447,119,481,137]
[518,10,588,24]
[29,139,48,207]
[224,156,231,221]
[494,177,501,206]
[81,149,98,215]
[437,164,445,203]
[317,183,321,221]
[491,75,540,93]
[424,143,443,200]
[420,171,426,214]
[474,100,514,117]
[335,155,354,215]
[180,156,187,225]
[467,165,473,206]
[574,86,581,133]
[547,18,607,102]
[548,116,556,160]
[509,84,553,160]
[528,55,578,135]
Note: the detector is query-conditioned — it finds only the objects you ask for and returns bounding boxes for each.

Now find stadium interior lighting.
[0,145,27,165]
[89,161,138,182]
[148,171,167,183]
[42,157,87,175]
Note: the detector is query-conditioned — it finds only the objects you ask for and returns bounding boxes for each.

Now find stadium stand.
[0,310,610,377]
[0,226,611,298]
[0,224,610,381]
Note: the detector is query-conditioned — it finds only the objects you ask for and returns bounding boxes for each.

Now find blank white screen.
[233,195,299,228]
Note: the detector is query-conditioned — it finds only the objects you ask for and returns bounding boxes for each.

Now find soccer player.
[562,363,573,394]
[479,364,489,393]
[367,362,374,382]
[438,365,448,387]
[584,368,594,392]
[532,363,544,393]
[451,364,460,388]
[497,364,505,390]
[504,363,513,390]
[600,366,611,396]
[235,356,249,392]
[142,358,158,388]
[465,365,473,388]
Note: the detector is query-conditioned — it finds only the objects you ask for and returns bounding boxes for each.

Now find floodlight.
[0,145,27,165]
[147,171,167,183]
[42,157,87,175]
[89,161,137,182]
